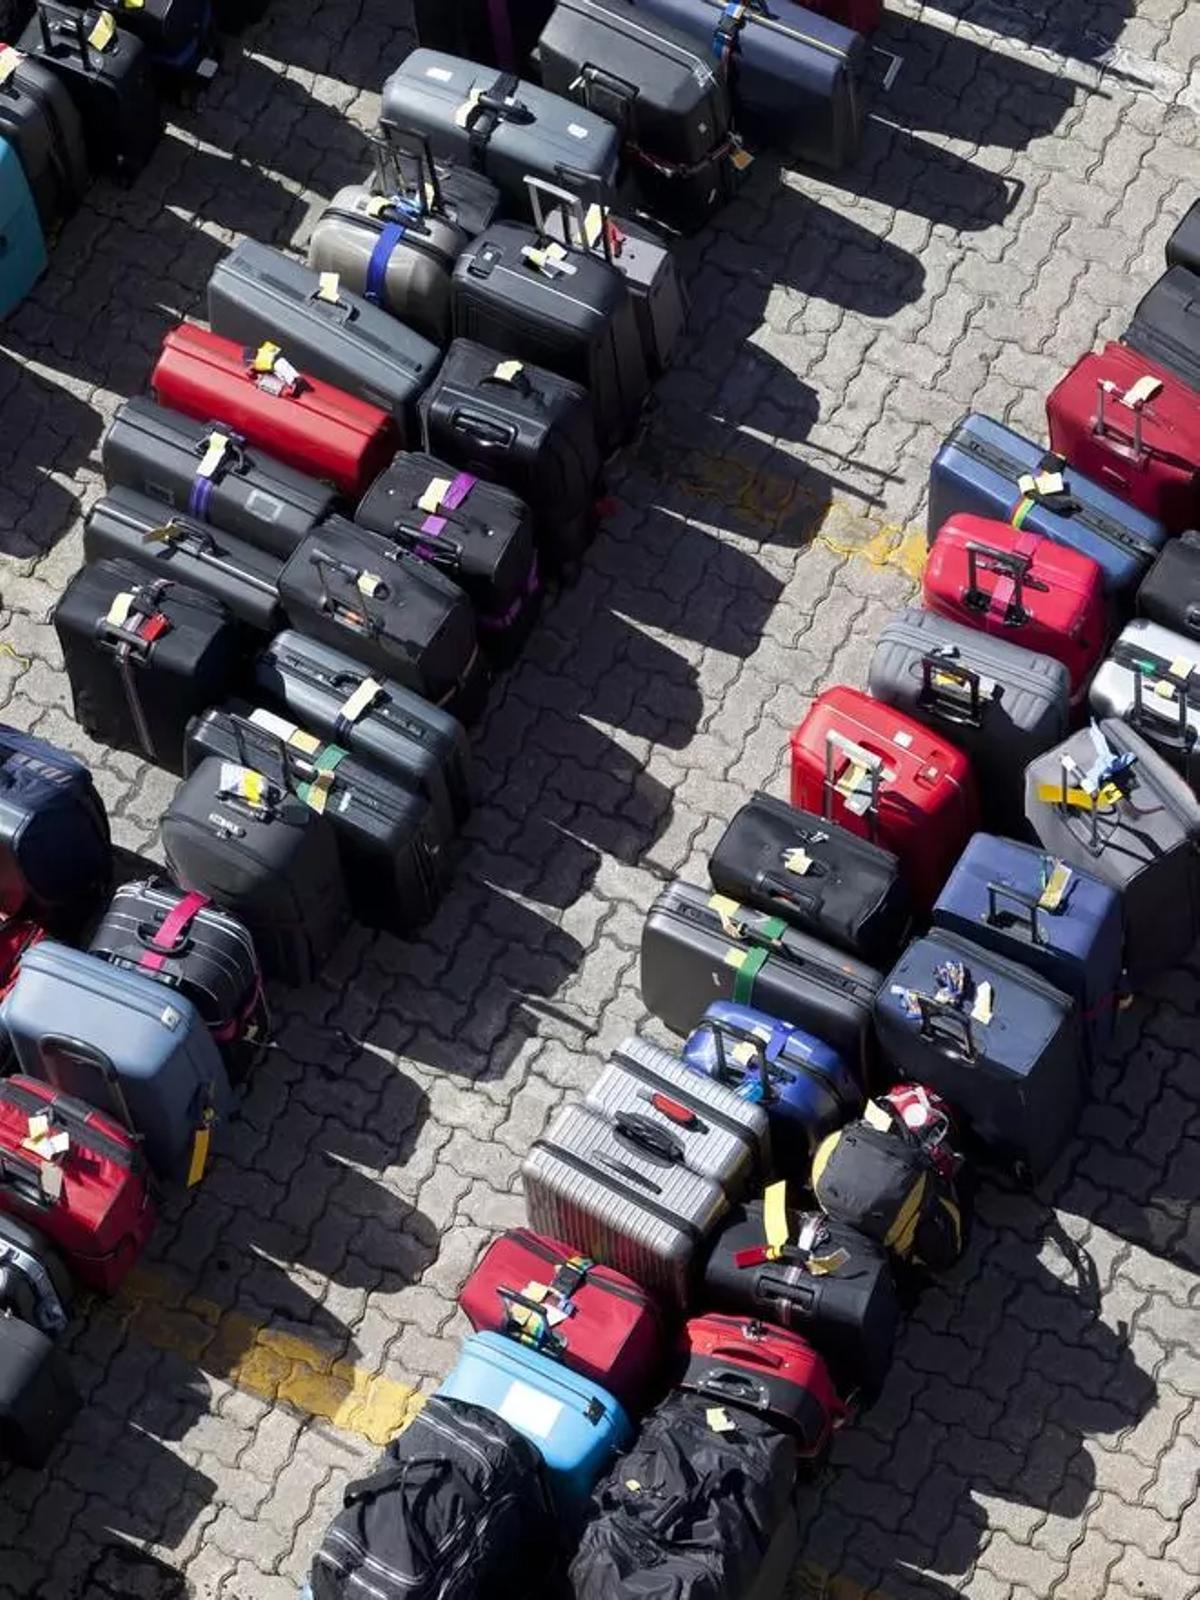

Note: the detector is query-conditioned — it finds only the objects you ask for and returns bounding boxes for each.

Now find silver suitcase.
[1089,617,1200,784]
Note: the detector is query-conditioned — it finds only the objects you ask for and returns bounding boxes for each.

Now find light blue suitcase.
[0,941,231,1187]
[435,1331,632,1523]
[0,135,47,318]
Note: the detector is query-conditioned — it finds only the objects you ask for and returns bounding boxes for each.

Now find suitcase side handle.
[524,175,614,266]
[964,541,1031,624]
[822,729,882,843]
[914,997,977,1062]
[39,1033,140,1139]
[985,881,1046,945]
[919,652,983,726]
[612,1110,685,1166]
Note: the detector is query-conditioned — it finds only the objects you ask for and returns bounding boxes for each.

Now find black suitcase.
[1165,199,1200,275]
[0,44,88,232]
[83,488,284,636]
[1123,266,1200,394]
[708,791,911,968]
[54,557,246,774]
[253,630,473,839]
[162,752,350,987]
[368,127,501,244]
[100,397,338,561]
[0,1314,80,1467]
[20,1,161,182]
[411,0,552,71]
[0,1213,73,1339]
[1137,526,1200,642]
[72,0,217,77]
[185,706,447,936]
[419,337,602,569]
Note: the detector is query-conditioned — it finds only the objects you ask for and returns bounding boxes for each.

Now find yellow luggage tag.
[1034,779,1122,810]
[762,1179,790,1261]
[88,11,115,49]
[316,272,341,304]
[338,677,382,725]
[253,341,281,373]
[120,0,145,9]
[219,763,268,809]
[1038,861,1072,912]
[708,892,745,941]
[187,1105,215,1189]
[418,477,453,514]
[196,432,230,480]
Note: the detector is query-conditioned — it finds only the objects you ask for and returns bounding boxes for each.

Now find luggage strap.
[1010,453,1080,523]
[364,221,408,311]
[295,743,348,816]
[188,431,236,520]
[137,890,211,975]
[1034,727,1140,847]
[627,132,750,182]
[968,529,1042,625]
[712,1,755,67]
[334,677,384,739]
[479,553,540,634]
[460,73,531,165]
[103,583,173,762]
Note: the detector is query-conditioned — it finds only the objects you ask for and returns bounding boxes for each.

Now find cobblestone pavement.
[0,1,1199,1595]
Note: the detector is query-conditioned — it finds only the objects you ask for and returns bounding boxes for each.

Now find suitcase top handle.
[307,274,357,325]
[612,1110,685,1167]
[822,728,882,842]
[525,175,614,267]
[913,995,977,1062]
[918,650,984,727]
[1129,655,1195,748]
[683,1365,771,1417]
[985,881,1050,946]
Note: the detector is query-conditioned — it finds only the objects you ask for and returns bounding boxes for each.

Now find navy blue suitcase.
[0,727,111,928]
[928,413,1168,613]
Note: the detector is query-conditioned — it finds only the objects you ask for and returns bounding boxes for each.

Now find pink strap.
[421,472,476,540]
[989,529,1041,619]
[138,891,210,974]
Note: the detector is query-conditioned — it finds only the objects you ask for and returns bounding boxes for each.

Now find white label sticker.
[498,1380,564,1440]
[893,729,913,748]
[425,66,454,81]
[566,122,590,140]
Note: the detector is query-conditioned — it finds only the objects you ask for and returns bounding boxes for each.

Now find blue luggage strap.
[712,0,754,68]
[364,220,408,311]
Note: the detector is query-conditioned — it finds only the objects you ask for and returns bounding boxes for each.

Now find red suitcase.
[0,1077,156,1294]
[804,0,883,32]
[1046,343,1200,534]
[924,513,1108,702]
[459,1228,665,1414]
[789,686,979,910]
[151,322,400,501]
[678,1313,845,1458]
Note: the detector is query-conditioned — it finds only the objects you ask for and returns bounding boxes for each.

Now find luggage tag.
[782,847,812,875]
[1123,375,1162,409]
[494,359,524,384]
[248,707,321,758]
[337,677,383,725]
[1038,860,1072,913]
[218,762,270,811]
[196,432,231,481]
[521,242,576,280]
[708,892,746,942]
[706,1407,736,1434]
[728,135,753,173]
[187,1103,215,1189]
[316,272,341,305]
[0,46,22,85]
[417,478,453,515]
[87,10,116,49]
[249,342,301,397]
[453,87,483,129]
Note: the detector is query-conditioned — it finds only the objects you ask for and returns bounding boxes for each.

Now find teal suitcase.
[0,133,46,316]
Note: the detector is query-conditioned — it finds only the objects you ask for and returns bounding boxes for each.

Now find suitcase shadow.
[837,119,1026,237]
[878,0,1135,66]
[0,351,101,559]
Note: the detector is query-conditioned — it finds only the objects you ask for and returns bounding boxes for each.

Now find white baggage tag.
[248,707,321,756]
[1034,471,1065,497]
[836,760,874,816]
[218,762,267,807]
[583,204,604,248]
[338,677,382,724]
[196,432,230,480]
[316,272,341,304]
[39,1163,63,1202]
[729,1040,758,1068]
[356,571,383,598]
[782,847,812,875]
[862,1099,893,1132]
[1169,656,1195,681]
[707,892,744,941]
[706,1407,736,1434]
[453,88,482,128]
[417,478,453,514]
[1123,375,1162,408]
[0,47,23,85]
[494,360,523,383]
[1038,861,1072,911]
[106,592,135,628]
[971,982,994,1025]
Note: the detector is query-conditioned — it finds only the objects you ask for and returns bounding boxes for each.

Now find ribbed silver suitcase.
[1089,617,1200,781]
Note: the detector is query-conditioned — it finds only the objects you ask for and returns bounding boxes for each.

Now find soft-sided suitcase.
[789,686,979,911]
[875,930,1084,1180]
[867,607,1071,832]
[206,240,442,435]
[640,880,881,1081]
[1165,199,1200,275]
[435,1331,633,1522]
[419,339,601,567]
[78,0,216,76]
[411,0,553,71]
[0,1213,72,1338]
[1025,718,1200,981]
[0,725,110,927]
[151,322,399,501]
[708,789,911,967]
[0,1074,155,1293]
[0,1314,79,1466]
[1137,528,1200,642]
[0,44,87,233]
[927,412,1168,610]
[89,878,267,1085]
[252,629,473,837]
[933,833,1123,1068]
[1089,617,1200,784]
[0,125,45,316]
[459,1227,664,1415]
[924,513,1108,701]
[100,396,338,561]
[1123,265,1200,394]
[366,125,501,243]
[162,753,351,987]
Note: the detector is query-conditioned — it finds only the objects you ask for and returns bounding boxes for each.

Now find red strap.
[734,1246,770,1268]
[990,526,1041,619]
[138,891,210,975]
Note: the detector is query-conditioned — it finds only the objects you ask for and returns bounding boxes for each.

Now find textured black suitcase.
[54,557,245,774]
[367,127,501,244]
[0,1213,73,1339]
[1137,526,1200,641]
[0,43,88,231]
[1165,199,1200,275]
[0,1314,80,1467]
[1123,266,1200,395]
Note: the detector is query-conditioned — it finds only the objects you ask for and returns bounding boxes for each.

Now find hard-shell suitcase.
[419,339,601,567]
[789,686,980,911]
[678,1313,844,1455]
[933,833,1123,1067]
[206,240,442,435]
[867,607,1071,832]
[1123,266,1200,394]
[366,125,501,243]
[0,725,110,927]
[435,1331,633,1522]
[411,0,553,71]
[77,0,216,76]
[252,629,473,837]
[927,412,1168,610]
[1025,718,1200,981]
[89,878,268,1085]
[1089,617,1200,784]
[0,1212,72,1338]
[459,1227,665,1415]
[1165,198,1200,275]
[0,127,45,316]
[100,396,338,561]
[924,513,1108,701]
[151,322,399,501]
[0,1315,79,1466]
[708,790,911,967]
[640,880,881,1080]
[1137,528,1200,642]
[0,43,87,232]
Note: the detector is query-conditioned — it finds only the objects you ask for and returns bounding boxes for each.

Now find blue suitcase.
[435,1331,632,1524]
[932,834,1123,1069]
[0,134,46,318]
[928,413,1168,612]
[0,725,111,927]
[682,1001,863,1174]
[0,941,232,1188]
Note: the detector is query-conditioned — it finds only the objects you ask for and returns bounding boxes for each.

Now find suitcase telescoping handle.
[39,1034,140,1139]
[308,548,390,642]
[985,881,1047,946]
[822,729,882,843]
[709,1021,773,1103]
[1130,662,1193,747]
[964,541,1031,623]
[35,0,92,66]
[369,128,446,219]
[524,174,614,266]
[914,997,977,1062]
[919,652,983,726]
[1095,379,1146,458]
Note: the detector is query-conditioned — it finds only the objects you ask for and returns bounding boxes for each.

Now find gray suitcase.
[869,608,1071,832]
[1025,718,1200,981]
[1088,617,1200,786]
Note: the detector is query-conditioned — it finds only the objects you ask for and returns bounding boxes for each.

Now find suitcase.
[277,518,488,724]
[367,125,501,243]
[1025,718,1200,982]
[0,44,87,233]
[206,240,442,436]
[924,513,1108,701]
[1137,529,1200,642]
[708,789,911,967]
[100,396,338,561]
[151,322,399,501]
[1123,266,1200,394]
[83,488,285,637]
[0,1074,155,1293]
[1089,618,1200,784]
[789,686,980,911]
[434,1331,633,1522]
[411,0,553,71]
[0,125,45,316]
[458,1227,665,1415]
[20,1,161,181]
[0,724,110,927]
[701,1199,899,1396]
[1165,198,1200,274]
[162,753,351,987]
[78,0,216,76]
[0,919,47,1065]
[804,0,883,31]
[682,1001,863,1173]
[419,338,601,568]
[379,51,622,219]
[867,608,1071,833]
[252,629,473,838]
[0,1315,79,1466]
[640,880,882,1081]
[89,878,268,1085]
[55,558,245,776]
[0,1212,72,1338]
[927,412,1168,611]
[185,706,448,936]
[932,833,1123,1068]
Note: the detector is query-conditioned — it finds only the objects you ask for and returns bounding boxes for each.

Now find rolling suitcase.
[0,127,45,316]
[1123,266,1200,394]
[932,833,1123,1067]
[1025,718,1200,981]
[366,126,501,243]
[678,1313,844,1455]
[0,1315,79,1466]
[76,0,216,77]
[1165,198,1200,274]
[708,789,911,967]
[927,412,1168,610]
[206,240,442,436]
[639,880,881,1080]
[411,0,553,71]
[0,1213,72,1337]
[789,686,979,910]
[0,724,110,927]
[1089,618,1200,783]
[100,397,338,561]
[0,43,87,233]
[151,322,399,501]
[1137,529,1200,642]
[419,339,601,567]
[459,1228,665,1415]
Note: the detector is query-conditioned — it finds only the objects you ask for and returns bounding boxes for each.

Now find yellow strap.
[338,677,382,724]
[88,10,115,49]
[882,1172,928,1258]
[186,1123,212,1188]
[762,1179,790,1259]
[809,1132,838,1196]
[106,591,135,628]
[418,477,453,514]
[1034,780,1123,810]
[317,271,341,304]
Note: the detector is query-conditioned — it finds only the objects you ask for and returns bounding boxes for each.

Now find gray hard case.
[1089,617,1200,780]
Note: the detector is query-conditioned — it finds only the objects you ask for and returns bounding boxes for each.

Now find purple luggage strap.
[419,471,540,629]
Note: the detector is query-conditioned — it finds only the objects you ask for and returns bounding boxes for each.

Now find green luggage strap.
[709,893,788,1005]
[296,742,348,814]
